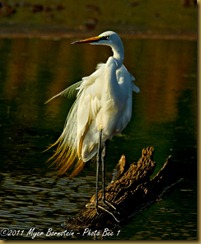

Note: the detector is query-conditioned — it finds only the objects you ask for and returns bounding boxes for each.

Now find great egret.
[47,30,140,220]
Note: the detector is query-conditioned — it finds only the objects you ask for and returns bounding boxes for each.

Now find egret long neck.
[111,43,124,66]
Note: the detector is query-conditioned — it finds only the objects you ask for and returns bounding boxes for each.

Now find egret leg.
[101,144,106,203]
[95,129,102,211]
[101,143,118,211]
[95,156,100,211]
[93,129,120,222]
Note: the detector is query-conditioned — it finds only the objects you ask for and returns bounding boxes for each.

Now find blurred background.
[0,0,197,36]
[0,0,198,241]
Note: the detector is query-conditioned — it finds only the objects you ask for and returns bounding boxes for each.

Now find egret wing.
[132,82,140,93]
[45,81,82,104]
[130,74,140,93]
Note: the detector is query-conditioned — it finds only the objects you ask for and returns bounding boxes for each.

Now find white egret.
[47,30,140,220]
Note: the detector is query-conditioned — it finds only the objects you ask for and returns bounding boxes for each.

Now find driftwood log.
[65,146,182,232]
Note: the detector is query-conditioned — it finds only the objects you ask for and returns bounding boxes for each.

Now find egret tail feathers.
[70,159,85,177]
[47,141,78,175]
[48,143,85,177]
[77,119,91,159]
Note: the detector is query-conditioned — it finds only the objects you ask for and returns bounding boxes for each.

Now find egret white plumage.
[47,31,140,219]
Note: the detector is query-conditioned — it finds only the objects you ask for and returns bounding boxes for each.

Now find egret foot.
[85,201,101,217]
[85,201,120,223]
[102,199,119,212]
[97,204,120,223]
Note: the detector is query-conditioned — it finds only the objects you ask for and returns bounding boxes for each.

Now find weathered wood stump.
[65,146,182,231]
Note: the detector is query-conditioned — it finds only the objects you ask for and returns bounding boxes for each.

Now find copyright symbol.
[0,228,9,236]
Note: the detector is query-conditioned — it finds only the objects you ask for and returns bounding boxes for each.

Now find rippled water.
[0,36,197,240]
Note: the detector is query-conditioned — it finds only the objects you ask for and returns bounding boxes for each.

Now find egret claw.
[98,205,120,223]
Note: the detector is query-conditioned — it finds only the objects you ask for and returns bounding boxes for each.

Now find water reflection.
[0,37,197,240]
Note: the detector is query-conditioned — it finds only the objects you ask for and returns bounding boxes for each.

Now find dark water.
[0,36,197,240]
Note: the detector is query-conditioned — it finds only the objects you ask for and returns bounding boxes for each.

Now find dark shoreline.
[0,28,197,41]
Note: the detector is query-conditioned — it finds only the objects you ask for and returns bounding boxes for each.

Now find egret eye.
[100,35,109,40]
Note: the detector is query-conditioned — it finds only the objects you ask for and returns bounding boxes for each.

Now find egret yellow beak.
[71,36,100,45]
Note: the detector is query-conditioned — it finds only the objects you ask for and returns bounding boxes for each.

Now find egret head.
[71,31,118,44]
[71,31,124,61]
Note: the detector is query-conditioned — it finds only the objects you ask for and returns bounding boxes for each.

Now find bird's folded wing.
[45,81,82,104]
[132,83,140,93]
[130,74,140,93]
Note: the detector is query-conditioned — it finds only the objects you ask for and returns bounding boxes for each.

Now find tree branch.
[65,146,182,231]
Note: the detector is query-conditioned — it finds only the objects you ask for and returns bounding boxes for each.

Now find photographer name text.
[0,227,121,239]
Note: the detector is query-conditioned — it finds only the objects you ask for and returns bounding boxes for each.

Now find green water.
[0,37,197,240]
